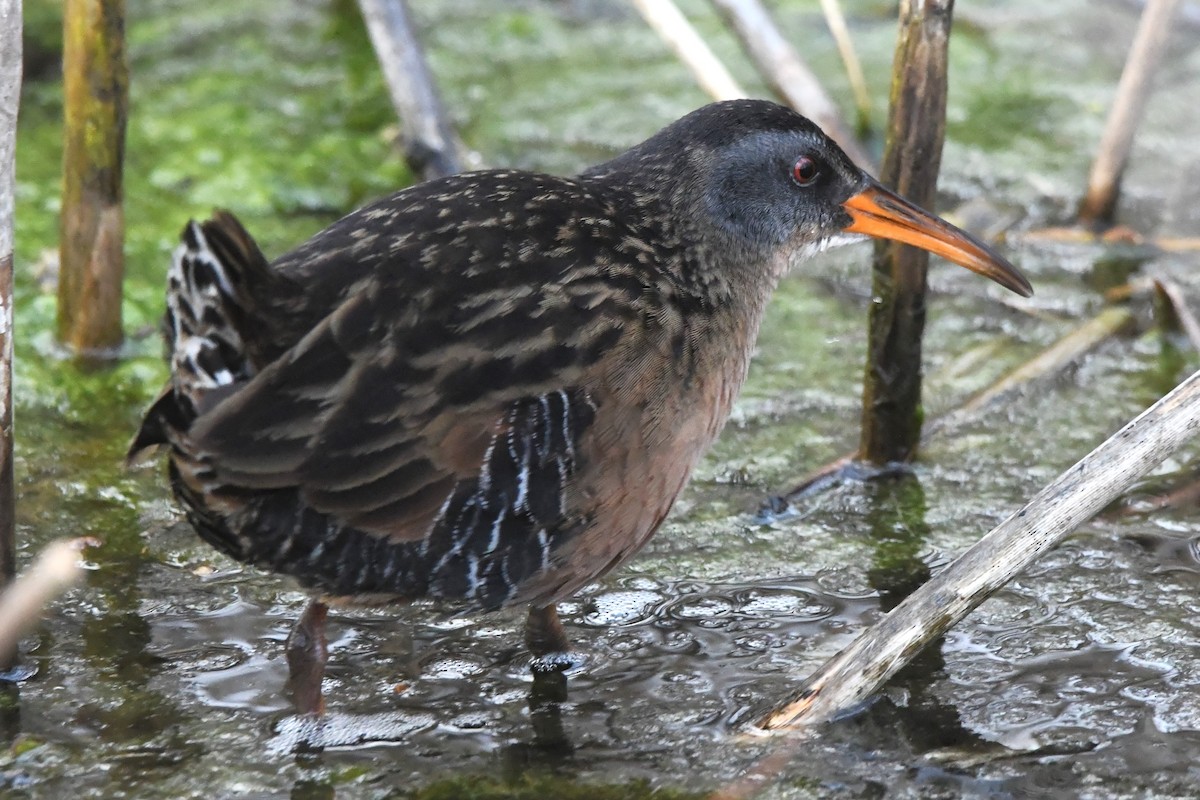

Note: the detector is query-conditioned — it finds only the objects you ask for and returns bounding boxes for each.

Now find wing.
[185,172,647,549]
[417,387,598,606]
[188,270,627,532]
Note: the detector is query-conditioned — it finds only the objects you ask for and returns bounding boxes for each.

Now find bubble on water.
[665,594,734,620]
[446,710,501,730]
[529,650,582,673]
[269,710,437,753]
[422,657,486,680]
[735,588,836,621]
[583,590,663,626]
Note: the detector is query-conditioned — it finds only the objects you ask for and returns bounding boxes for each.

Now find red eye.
[792,156,819,186]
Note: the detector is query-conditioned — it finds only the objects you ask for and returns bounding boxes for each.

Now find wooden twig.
[357,0,470,181]
[0,539,93,661]
[628,0,746,101]
[759,365,1200,731]
[859,0,954,464]
[710,0,873,168]
[0,0,20,671]
[1014,227,1200,258]
[1117,0,1200,29]
[1078,0,1183,226]
[59,0,127,356]
[1155,237,1200,252]
[1104,277,1152,303]
[1111,470,1200,515]
[1151,278,1200,352]
[817,0,872,133]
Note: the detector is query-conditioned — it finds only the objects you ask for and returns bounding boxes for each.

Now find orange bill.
[842,181,1033,297]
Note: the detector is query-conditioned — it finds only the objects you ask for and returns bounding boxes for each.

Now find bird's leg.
[525,603,578,674]
[285,599,329,715]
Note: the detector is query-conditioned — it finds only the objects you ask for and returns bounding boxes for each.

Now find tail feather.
[129,211,277,461]
[168,218,256,401]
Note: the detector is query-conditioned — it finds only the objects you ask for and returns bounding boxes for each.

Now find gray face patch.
[702,129,863,251]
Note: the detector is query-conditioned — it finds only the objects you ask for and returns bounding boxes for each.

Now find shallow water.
[5,0,1200,797]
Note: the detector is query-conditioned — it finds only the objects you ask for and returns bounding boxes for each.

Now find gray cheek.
[706,191,791,248]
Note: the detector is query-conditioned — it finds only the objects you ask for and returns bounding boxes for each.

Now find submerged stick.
[0,539,93,661]
[1078,0,1183,226]
[1152,278,1200,352]
[0,0,20,670]
[357,0,469,181]
[59,0,127,356]
[858,0,954,465]
[760,366,1200,730]
[710,0,873,168]
[931,306,1136,432]
[629,0,746,101]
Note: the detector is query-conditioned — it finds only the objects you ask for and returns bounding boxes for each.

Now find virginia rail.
[130,100,1031,713]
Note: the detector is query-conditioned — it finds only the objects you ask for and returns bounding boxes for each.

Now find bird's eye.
[791,156,820,187]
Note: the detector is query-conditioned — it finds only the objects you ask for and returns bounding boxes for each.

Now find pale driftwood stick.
[0,0,20,671]
[817,0,872,132]
[0,539,93,661]
[628,0,746,101]
[357,0,469,181]
[710,0,873,168]
[709,744,801,800]
[1119,0,1200,28]
[1078,0,1182,226]
[759,365,1200,731]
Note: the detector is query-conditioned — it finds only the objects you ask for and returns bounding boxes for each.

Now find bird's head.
[599,100,1032,299]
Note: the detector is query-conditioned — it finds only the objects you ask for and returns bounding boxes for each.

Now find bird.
[129,99,1031,713]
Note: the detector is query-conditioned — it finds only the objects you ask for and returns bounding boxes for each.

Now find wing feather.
[176,171,665,603]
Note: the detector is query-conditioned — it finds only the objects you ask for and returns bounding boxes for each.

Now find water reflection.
[864,469,932,612]
[290,778,335,800]
[0,683,19,749]
[501,667,574,771]
[859,470,993,755]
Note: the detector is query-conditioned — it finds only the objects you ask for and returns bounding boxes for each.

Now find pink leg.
[285,599,329,715]
[524,604,573,673]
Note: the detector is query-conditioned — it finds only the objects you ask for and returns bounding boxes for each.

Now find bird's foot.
[529,649,584,675]
[524,603,586,674]
[761,458,916,519]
